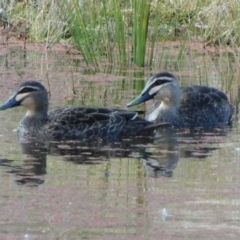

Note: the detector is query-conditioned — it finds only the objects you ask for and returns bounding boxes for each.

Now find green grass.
[132,0,150,66]
[3,0,240,68]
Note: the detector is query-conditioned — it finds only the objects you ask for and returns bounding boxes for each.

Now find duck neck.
[19,108,49,130]
[146,100,180,123]
[25,99,49,118]
[18,113,48,139]
[26,109,48,118]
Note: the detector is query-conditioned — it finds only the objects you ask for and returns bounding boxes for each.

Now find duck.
[127,72,234,128]
[0,80,169,140]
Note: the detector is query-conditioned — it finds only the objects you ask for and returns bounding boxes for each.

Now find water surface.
[0,41,240,239]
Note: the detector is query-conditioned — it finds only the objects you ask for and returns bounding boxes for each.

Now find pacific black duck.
[127,72,234,127]
[0,81,168,140]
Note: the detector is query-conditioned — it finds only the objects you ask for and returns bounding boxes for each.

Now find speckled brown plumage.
[0,81,167,140]
[127,72,234,128]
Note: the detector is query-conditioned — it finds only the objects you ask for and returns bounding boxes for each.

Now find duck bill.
[127,93,152,107]
[0,96,19,110]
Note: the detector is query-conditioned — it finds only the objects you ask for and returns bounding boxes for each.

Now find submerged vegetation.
[1,0,240,67]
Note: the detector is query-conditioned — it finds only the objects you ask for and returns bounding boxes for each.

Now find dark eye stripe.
[150,79,171,88]
[18,87,38,94]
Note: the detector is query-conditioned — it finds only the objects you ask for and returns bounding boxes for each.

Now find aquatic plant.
[3,0,240,68]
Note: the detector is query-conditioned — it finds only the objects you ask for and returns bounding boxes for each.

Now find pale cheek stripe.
[148,76,174,84]
[155,76,174,81]
[148,85,162,96]
[15,93,29,102]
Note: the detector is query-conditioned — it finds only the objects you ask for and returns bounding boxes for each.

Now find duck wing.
[180,86,234,126]
[46,107,167,139]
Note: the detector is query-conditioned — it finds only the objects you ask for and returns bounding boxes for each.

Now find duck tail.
[228,104,235,125]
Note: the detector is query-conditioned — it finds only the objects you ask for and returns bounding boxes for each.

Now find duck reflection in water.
[0,123,231,186]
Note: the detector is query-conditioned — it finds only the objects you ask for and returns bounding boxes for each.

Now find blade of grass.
[132,0,151,67]
[112,0,127,65]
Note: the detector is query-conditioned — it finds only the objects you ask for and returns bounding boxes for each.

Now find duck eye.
[151,79,171,88]
[18,87,37,94]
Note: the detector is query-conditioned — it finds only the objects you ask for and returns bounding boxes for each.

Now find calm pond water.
[0,41,240,240]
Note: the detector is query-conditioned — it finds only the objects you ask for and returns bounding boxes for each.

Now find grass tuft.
[2,0,240,68]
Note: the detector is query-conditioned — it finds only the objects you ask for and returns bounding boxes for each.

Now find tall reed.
[61,0,153,67]
[5,0,240,69]
[132,0,150,67]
